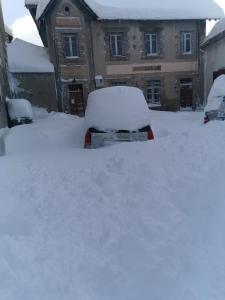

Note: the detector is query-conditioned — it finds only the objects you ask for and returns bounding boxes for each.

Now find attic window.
[64,6,70,15]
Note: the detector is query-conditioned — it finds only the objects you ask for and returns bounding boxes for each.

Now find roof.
[25,0,224,21]
[4,24,13,37]
[203,18,225,46]
[7,38,54,73]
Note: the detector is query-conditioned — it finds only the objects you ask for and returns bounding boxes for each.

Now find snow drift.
[1,111,225,299]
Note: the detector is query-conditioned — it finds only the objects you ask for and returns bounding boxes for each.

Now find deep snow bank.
[1,111,225,299]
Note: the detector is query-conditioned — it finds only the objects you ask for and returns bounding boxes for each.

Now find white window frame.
[182,32,192,55]
[64,35,79,59]
[146,80,161,105]
[110,33,123,57]
[145,33,158,56]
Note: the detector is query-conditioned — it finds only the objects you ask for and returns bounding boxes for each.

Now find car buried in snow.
[204,75,225,124]
[84,86,154,148]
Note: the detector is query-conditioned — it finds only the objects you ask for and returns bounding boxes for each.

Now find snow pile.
[204,75,225,112]
[205,18,225,42]
[7,98,33,121]
[85,86,151,131]
[5,113,84,154]
[2,111,225,299]
[4,24,13,37]
[34,0,224,20]
[7,38,54,73]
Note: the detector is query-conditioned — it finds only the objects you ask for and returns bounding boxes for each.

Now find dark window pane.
[117,35,122,55]
[110,35,116,56]
[145,34,150,54]
[64,36,71,57]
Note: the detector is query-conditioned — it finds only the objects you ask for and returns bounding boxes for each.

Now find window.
[112,81,127,86]
[110,33,123,56]
[181,32,192,55]
[145,33,158,56]
[64,35,79,58]
[146,80,161,104]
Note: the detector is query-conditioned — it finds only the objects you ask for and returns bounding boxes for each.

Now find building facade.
[7,38,57,112]
[26,0,211,116]
[201,19,225,103]
[0,0,9,128]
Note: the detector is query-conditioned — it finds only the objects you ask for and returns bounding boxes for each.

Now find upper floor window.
[64,34,79,58]
[181,32,192,55]
[145,33,158,56]
[110,33,123,56]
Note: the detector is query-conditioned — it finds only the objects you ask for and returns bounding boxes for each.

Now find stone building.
[7,38,57,111]
[201,19,225,102]
[0,0,9,128]
[26,0,223,116]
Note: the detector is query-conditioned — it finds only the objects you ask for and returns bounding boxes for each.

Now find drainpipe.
[200,48,207,107]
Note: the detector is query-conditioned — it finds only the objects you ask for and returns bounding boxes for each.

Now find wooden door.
[180,79,193,108]
[68,84,85,116]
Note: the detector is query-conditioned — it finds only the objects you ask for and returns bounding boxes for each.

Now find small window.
[147,80,161,104]
[64,35,79,58]
[110,33,123,56]
[181,32,192,55]
[145,33,158,56]
[112,81,127,86]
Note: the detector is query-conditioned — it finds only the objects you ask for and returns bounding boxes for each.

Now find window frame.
[181,32,192,55]
[110,33,123,57]
[64,34,79,59]
[146,80,161,105]
[145,33,159,56]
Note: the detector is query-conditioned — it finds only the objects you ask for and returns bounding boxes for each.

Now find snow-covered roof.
[7,38,54,73]
[4,24,13,37]
[25,0,38,5]
[26,0,224,21]
[204,18,225,43]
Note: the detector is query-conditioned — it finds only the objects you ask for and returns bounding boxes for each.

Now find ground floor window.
[146,80,161,104]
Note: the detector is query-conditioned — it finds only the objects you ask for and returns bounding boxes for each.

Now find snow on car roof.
[85,86,151,131]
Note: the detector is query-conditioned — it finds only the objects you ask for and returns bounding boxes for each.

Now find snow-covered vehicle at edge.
[204,75,225,124]
[7,98,33,127]
[84,86,154,148]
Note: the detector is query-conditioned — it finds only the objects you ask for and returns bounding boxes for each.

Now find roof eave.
[201,29,225,48]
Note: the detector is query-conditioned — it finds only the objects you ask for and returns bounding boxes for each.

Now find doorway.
[68,84,85,116]
[180,79,193,108]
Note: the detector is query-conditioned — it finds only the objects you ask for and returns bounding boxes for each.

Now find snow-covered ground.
[1,110,225,300]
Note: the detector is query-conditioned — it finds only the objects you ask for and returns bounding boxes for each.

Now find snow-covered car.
[204,75,225,123]
[84,86,154,148]
[7,98,33,127]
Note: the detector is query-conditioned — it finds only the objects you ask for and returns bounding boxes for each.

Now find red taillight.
[148,128,154,140]
[84,131,92,147]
